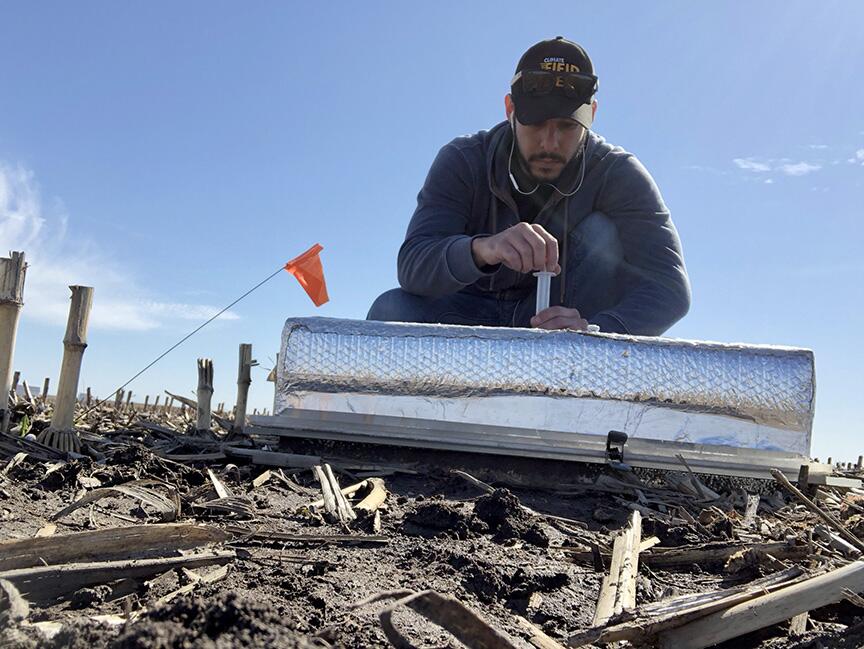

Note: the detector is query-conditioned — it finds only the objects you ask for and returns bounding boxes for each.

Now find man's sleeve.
[397,144,498,297]
[591,154,691,336]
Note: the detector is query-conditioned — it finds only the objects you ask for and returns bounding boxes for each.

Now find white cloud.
[0,163,239,331]
[779,162,821,176]
[733,158,771,173]
[851,149,864,165]
[764,179,774,184]
[731,149,841,180]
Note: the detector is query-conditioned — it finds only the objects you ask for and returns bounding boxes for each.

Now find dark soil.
[1,430,862,649]
[401,498,482,538]
[473,488,550,546]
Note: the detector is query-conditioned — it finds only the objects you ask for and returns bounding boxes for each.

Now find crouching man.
[368,37,690,335]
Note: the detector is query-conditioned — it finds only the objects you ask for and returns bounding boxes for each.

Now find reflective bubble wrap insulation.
[273,318,815,458]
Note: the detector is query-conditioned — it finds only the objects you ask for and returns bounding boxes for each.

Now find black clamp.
[605,430,630,471]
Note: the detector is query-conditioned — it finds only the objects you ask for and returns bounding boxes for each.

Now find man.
[367,37,690,336]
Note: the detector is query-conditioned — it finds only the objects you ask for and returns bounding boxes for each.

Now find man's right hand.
[471,222,561,274]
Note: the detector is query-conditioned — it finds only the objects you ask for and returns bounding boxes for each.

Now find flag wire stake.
[76,264,287,421]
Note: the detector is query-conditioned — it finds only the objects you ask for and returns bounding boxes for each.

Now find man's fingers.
[495,224,563,274]
[493,239,517,269]
[503,241,531,273]
[534,316,589,331]
[531,307,555,325]
[532,225,560,272]
[535,306,583,322]
[499,242,524,272]
[530,306,585,329]
[507,227,544,272]
[513,240,534,273]
[507,240,530,273]
[497,223,562,274]
[523,228,548,271]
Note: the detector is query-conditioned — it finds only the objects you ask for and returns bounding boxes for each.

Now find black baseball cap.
[511,36,598,127]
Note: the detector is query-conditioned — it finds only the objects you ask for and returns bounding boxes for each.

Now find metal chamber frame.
[266,317,818,479]
[249,409,817,480]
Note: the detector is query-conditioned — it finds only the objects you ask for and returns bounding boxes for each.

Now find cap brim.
[513,92,593,129]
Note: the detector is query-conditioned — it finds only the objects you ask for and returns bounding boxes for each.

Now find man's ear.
[591,98,598,121]
[504,94,515,121]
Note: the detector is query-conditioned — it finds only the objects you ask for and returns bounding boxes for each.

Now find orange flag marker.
[284,243,329,306]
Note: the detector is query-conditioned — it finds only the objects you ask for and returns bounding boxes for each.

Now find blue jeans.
[368,211,623,328]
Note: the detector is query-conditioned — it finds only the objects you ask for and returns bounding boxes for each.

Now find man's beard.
[517,149,569,183]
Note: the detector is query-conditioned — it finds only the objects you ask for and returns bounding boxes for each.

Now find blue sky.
[1,2,862,460]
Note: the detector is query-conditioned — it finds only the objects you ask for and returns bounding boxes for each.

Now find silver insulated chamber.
[266,317,815,476]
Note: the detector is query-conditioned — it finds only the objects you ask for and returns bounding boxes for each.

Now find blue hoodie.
[397,122,691,336]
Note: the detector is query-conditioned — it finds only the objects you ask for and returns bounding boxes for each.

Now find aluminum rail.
[248,410,818,480]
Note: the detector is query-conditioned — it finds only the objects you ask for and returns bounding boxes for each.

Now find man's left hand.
[530,306,589,331]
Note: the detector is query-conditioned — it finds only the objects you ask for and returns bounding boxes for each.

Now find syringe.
[533,270,602,333]
[534,271,554,315]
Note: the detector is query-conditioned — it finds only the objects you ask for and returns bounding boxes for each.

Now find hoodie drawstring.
[559,196,569,304]
[489,195,498,292]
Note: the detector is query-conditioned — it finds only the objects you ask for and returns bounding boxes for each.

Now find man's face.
[513,116,585,182]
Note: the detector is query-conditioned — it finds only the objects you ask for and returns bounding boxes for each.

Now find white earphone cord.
[508,123,587,197]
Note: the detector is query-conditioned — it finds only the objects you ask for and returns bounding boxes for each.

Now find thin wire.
[508,124,588,197]
[77,264,287,419]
